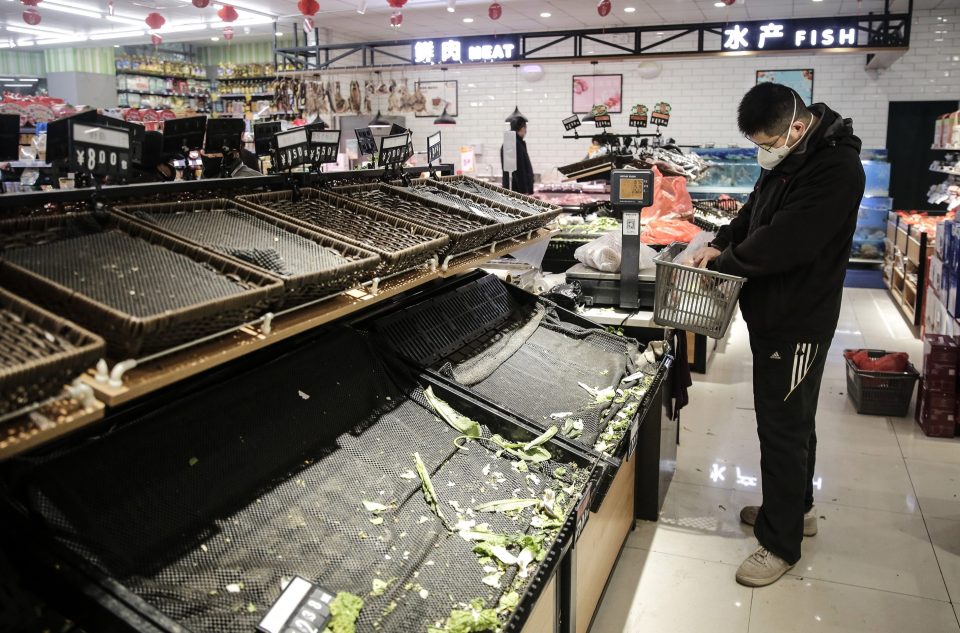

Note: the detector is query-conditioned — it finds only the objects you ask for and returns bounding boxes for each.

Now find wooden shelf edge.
[0,399,105,461]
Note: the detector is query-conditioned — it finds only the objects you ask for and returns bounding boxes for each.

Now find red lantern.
[217,4,238,22]
[387,0,406,7]
[488,2,501,20]
[597,0,611,17]
[145,12,165,29]
[223,26,233,40]
[389,11,402,29]
[107,0,113,15]
[298,0,319,16]
[191,0,209,7]
[22,8,41,24]
[151,33,162,45]
[721,0,735,4]
[20,0,41,7]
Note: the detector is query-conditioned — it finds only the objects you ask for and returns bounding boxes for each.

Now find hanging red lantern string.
[151,33,162,45]
[303,17,315,32]
[389,11,402,29]
[597,0,611,17]
[223,26,233,40]
[386,0,406,8]
[298,0,319,16]
[20,0,41,7]
[191,0,209,7]
[488,2,501,20]
[106,0,114,15]
[22,8,41,24]
[145,11,165,30]
[217,4,238,22]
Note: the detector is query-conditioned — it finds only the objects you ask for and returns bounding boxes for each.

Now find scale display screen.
[610,169,654,209]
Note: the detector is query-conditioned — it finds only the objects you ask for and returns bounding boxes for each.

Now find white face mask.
[756,99,805,170]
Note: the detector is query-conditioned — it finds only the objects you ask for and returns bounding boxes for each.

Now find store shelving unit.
[884,214,935,331]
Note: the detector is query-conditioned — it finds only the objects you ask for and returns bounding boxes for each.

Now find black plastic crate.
[845,350,919,416]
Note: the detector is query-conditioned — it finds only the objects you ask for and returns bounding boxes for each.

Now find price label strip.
[651,101,671,127]
[379,132,410,167]
[562,114,581,131]
[629,104,648,129]
[426,131,442,164]
[355,127,377,156]
[593,114,612,129]
[258,577,334,633]
[309,129,341,165]
[273,128,310,172]
[69,122,131,177]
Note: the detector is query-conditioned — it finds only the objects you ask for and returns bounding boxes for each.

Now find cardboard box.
[931,257,943,298]
[924,334,959,363]
[947,271,959,317]
[920,388,956,411]
[936,221,951,259]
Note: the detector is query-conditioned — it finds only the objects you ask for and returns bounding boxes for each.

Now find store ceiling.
[0,0,945,51]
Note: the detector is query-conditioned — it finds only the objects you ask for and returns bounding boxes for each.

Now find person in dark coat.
[501,116,534,195]
[693,82,865,588]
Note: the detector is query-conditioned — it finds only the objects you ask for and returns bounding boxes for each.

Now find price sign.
[426,131,442,164]
[629,104,648,129]
[628,416,640,458]
[575,481,594,539]
[273,127,310,171]
[562,114,581,131]
[379,132,410,167]
[309,129,341,165]
[593,114,612,128]
[69,122,131,176]
[258,577,334,633]
[651,102,671,127]
[355,127,377,156]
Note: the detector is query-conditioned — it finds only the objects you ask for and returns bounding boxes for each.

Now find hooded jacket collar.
[772,103,862,175]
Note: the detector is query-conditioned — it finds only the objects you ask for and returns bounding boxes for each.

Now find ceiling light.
[35,35,89,45]
[714,1,725,6]
[4,83,32,87]
[275,30,283,36]
[368,110,391,128]
[89,30,145,40]
[812,0,823,2]
[433,106,456,125]
[447,0,455,12]
[356,0,367,14]
[113,44,119,47]
[0,78,12,81]
[624,6,636,12]
[243,26,251,33]
[656,31,664,35]
[6,24,73,35]
[462,17,473,23]
[211,36,220,41]
[42,3,102,19]
[540,12,551,18]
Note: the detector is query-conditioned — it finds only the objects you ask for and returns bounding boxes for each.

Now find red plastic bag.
[641,218,701,245]
[843,349,909,372]
[641,166,694,222]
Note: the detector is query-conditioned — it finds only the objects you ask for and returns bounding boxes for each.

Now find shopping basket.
[652,242,746,338]
[844,351,919,417]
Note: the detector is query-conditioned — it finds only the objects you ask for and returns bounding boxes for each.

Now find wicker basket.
[0,288,105,416]
[0,213,283,358]
[402,179,532,241]
[236,188,448,277]
[429,175,562,229]
[113,198,381,309]
[332,183,501,257]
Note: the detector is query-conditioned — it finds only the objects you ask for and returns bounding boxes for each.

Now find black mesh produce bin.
[845,351,919,416]
[430,176,562,227]
[365,274,666,460]
[333,183,500,258]
[401,180,531,242]
[0,213,282,358]
[236,188,449,277]
[15,326,594,633]
[113,199,381,308]
[0,288,105,416]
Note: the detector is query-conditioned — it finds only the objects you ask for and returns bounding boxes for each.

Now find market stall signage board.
[379,132,410,167]
[69,122,131,177]
[355,127,377,156]
[562,114,581,131]
[721,18,859,52]
[427,131,442,164]
[273,128,310,171]
[309,129,341,165]
[629,105,648,129]
[412,35,520,65]
[258,576,334,633]
[594,115,612,129]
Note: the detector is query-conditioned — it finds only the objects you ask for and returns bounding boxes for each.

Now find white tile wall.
[329,8,960,182]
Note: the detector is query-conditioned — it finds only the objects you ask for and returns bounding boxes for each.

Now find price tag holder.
[593,114,612,129]
[379,132,409,167]
[651,101,671,127]
[629,104,649,129]
[562,114,581,131]
[273,127,310,171]
[309,129,341,165]
[69,122,131,177]
[258,577,334,633]
[628,416,640,458]
[575,481,594,539]
[426,131,442,164]
[355,127,377,156]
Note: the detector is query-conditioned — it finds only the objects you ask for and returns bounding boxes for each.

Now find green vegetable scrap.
[413,452,451,530]
[473,498,540,513]
[560,418,584,440]
[522,426,558,453]
[363,500,390,513]
[578,382,616,403]
[496,591,520,614]
[370,577,396,597]
[424,386,482,438]
[428,599,500,633]
[488,434,550,463]
[323,592,364,633]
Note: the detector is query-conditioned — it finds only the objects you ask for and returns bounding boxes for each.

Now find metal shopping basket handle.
[652,242,747,339]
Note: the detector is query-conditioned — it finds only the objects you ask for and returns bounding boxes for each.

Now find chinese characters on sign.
[722,19,858,52]
[412,37,518,64]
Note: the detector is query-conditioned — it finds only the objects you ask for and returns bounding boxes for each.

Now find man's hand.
[692,246,722,269]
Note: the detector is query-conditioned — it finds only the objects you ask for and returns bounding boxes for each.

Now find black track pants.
[749,335,830,565]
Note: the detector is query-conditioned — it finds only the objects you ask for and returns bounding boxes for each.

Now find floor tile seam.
[781,568,955,604]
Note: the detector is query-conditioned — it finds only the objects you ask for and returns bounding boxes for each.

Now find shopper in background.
[501,116,534,195]
[692,83,866,587]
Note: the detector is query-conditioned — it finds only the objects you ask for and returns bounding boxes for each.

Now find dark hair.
[510,117,528,132]
[737,82,810,137]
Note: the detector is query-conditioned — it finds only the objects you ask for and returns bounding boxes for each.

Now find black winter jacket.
[708,104,865,343]
[501,136,535,195]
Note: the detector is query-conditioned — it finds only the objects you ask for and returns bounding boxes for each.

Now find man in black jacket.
[693,83,865,587]
[501,116,535,194]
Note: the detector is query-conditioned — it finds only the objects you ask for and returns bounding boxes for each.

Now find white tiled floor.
[591,288,960,633]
